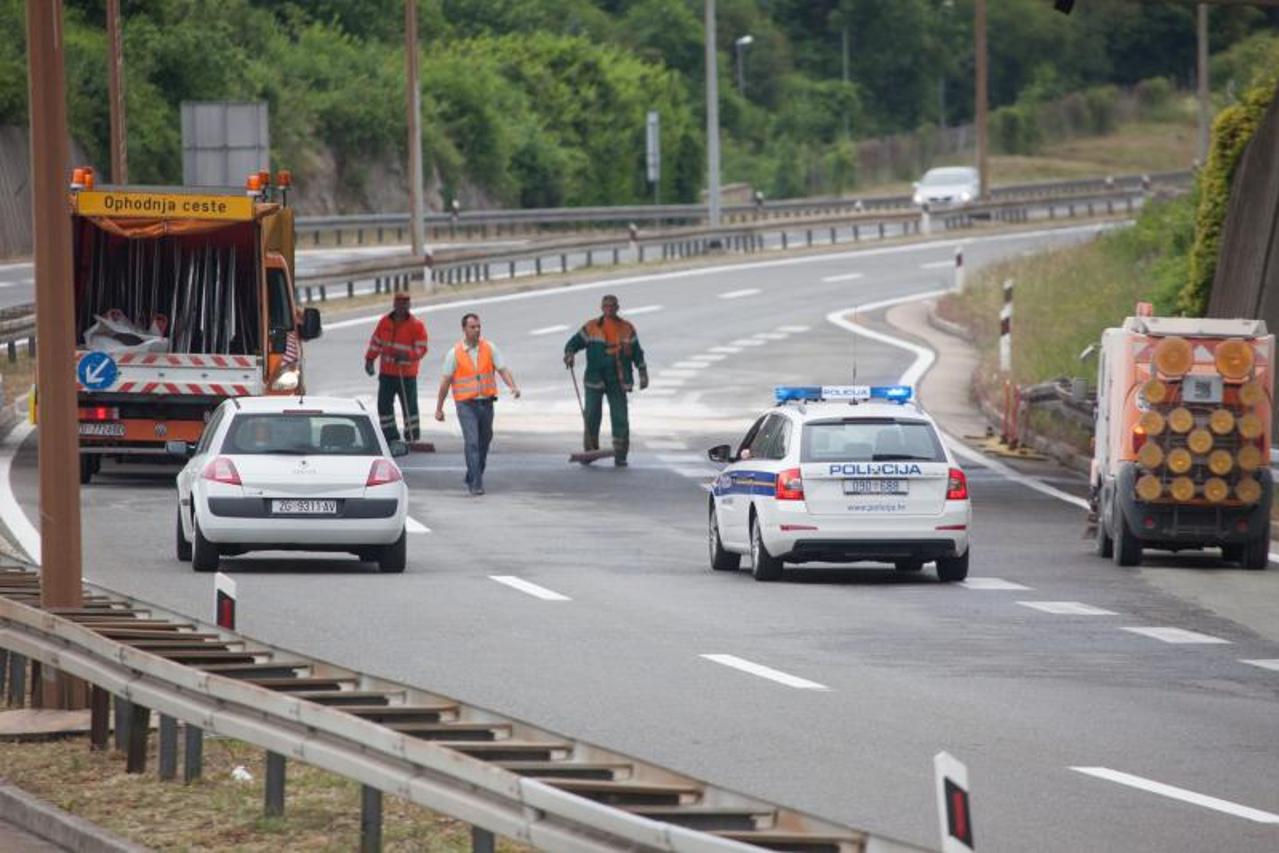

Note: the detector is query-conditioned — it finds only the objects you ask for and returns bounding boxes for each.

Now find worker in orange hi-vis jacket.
[364,292,429,442]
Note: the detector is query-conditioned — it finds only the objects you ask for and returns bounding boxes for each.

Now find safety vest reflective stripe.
[452,340,498,401]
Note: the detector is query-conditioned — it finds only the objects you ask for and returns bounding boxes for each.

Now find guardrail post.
[89,685,110,750]
[806,229,813,247]
[305,286,313,304]
[320,285,327,303]
[853,224,860,241]
[878,222,885,239]
[508,261,516,279]
[560,253,567,273]
[183,724,203,783]
[471,827,495,853]
[348,281,355,298]
[313,232,320,247]
[5,653,25,706]
[0,649,7,699]
[484,263,491,282]
[638,245,645,263]
[397,227,404,242]
[358,228,364,245]
[781,232,788,250]
[829,227,836,244]
[6,340,15,362]
[1069,203,1075,217]
[265,752,286,817]
[586,249,593,267]
[126,703,150,773]
[113,696,129,750]
[612,247,619,265]
[26,336,35,358]
[336,230,342,246]
[361,785,382,853]
[27,661,41,708]
[535,257,542,276]
[159,714,178,781]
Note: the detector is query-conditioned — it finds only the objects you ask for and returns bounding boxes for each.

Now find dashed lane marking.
[1240,659,1279,672]
[655,453,706,464]
[529,324,569,336]
[406,516,431,534]
[959,578,1031,591]
[670,361,709,370]
[729,339,767,347]
[1070,767,1279,824]
[920,260,955,269]
[687,353,727,362]
[489,575,571,602]
[718,288,761,299]
[678,469,720,479]
[700,654,829,690]
[1018,601,1117,616]
[709,346,742,354]
[644,440,689,450]
[1120,627,1230,644]
[657,369,701,378]
[753,332,788,341]
[626,304,663,316]
[820,272,864,283]
[777,324,811,333]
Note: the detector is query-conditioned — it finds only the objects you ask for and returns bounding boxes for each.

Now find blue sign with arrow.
[77,351,118,391]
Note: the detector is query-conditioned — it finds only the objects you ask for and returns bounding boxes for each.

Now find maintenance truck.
[58,168,321,483]
[1091,307,1274,569]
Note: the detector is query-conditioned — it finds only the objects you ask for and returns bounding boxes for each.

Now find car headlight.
[913,193,924,205]
[271,368,300,392]
[960,191,972,202]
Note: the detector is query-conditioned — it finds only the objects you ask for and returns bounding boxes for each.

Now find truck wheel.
[175,507,192,562]
[708,504,740,571]
[378,529,407,573]
[1112,510,1142,567]
[749,515,783,582]
[1095,515,1114,558]
[1242,524,1270,571]
[191,518,219,573]
[936,550,969,582]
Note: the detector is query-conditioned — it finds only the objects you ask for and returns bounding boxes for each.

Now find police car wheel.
[191,517,219,573]
[708,505,741,571]
[894,559,924,573]
[749,515,784,582]
[175,507,192,562]
[936,550,969,582]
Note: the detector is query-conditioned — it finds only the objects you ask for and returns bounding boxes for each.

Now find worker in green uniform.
[563,294,649,466]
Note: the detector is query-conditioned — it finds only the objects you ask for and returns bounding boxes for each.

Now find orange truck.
[59,169,321,483]
[1091,310,1273,569]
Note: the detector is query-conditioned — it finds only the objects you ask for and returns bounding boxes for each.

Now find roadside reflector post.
[125,702,151,773]
[934,751,975,853]
[265,751,286,817]
[360,785,383,853]
[158,714,178,780]
[999,279,1013,373]
[215,572,236,631]
[471,827,496,853]
[183,724,204,783]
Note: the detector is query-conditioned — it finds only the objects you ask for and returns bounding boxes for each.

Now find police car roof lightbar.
[774,385,913,404]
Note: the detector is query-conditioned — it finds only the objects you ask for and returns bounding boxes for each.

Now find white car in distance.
[172,396,410,573]
[912,166,980,210]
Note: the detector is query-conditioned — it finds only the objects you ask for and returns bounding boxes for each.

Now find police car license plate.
[78,422,125,437]
[271,499,338,515]
[1182,375,1223,404]
[843,479,908,495]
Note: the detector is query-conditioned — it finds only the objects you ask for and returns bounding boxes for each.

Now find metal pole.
[106,0,127,183]
[975,0,989,200]
[842,24,851,137]
[27,2,84,696]
[1196,3,1210,164]
[405,0,426,261]
[704,0,721,228]
[736,43,745,96]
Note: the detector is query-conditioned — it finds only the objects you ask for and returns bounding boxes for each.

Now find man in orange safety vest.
[364,292,429,442]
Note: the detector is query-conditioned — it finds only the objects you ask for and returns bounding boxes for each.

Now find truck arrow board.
[77,352,119,391]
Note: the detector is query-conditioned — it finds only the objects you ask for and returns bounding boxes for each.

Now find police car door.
[798,417,950,517]
[717,414,778,548]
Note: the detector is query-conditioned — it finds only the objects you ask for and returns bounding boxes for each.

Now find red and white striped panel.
[114,352,257,368]
[76,381,255,396]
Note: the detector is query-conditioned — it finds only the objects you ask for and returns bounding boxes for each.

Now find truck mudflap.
[1114,463,1273,546]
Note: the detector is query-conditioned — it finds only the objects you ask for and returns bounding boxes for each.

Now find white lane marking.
[687,353,727,362]
[700,654,829,690]
[658,369,701,378]
[1120,626,1230,644]
[730,338,767,347]
[625,304,663,316]
[670,361,709,370]
[753,332,788,341]
[324,222,1114,331]
[529,324,569,336]
[777,324,811,333]
[406,516,431,534]
[656,453,706,464]
[489,575,571,602]
[678,468,720,479]
[960,578,1031,590]
[642,388,678,396]
[644,439,689,450]
[718,288,761,299]
[821,272,865,283]
[1070,767,1279,824]
[0,423,39,562]
[1018,601,1117,616]
[0,260,33,272]
[648,377,688,387]
[1241,659,1279,671]
[0,282,16,289]
[920,260,955,269]
[709,346,742,354]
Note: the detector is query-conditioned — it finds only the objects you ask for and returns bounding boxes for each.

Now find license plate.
[271,499,338,515]
[1182,375,1223,404]
[79,422,125,437]
[843,479,908,495]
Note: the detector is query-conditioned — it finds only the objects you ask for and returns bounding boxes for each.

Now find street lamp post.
[735,34,753,97]
[705,0,721,228]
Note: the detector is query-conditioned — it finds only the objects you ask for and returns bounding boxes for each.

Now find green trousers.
[583,381,629,461]
[377,374,420,442]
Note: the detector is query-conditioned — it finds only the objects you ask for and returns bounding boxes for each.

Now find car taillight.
[775,467,804,501]
[946,467,969,501]
[201,457,241,486]
[79,406,118,421]
[367,459,403,487]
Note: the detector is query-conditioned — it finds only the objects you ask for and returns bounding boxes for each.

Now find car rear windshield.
[801,418,946,463]
[221,413,381,456]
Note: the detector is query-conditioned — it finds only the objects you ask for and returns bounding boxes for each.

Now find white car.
[912,166,980,210]
[171,396,410,573]
[707,385,971,582]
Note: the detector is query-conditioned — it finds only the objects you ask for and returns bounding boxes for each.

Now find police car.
[707,385,971,582]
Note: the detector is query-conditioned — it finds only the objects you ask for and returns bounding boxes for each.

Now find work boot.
[613,438,629,467]
[584,431,599,452]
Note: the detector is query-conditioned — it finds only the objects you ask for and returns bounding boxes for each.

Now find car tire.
[1112,508,1142,568]
[936,550,969,582]
[1242,524,1270,571]
[175,506,192,562]
[749,514,783,582]
[191,516,219,573]
[708,504,740,571]
[894,559,925,573]
[378,529,407,573]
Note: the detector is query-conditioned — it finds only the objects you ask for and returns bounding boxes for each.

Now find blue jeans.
[456,398,494,490]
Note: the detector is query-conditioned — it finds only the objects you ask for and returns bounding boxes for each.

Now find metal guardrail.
[0,565,931,853]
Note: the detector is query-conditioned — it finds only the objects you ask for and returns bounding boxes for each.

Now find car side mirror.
[389,439,409,458]
[299,307,322,341]
[708,444,732,464]
[165,440,193,458]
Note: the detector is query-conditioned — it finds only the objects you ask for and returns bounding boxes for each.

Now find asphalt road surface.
[6,223,1279,852]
